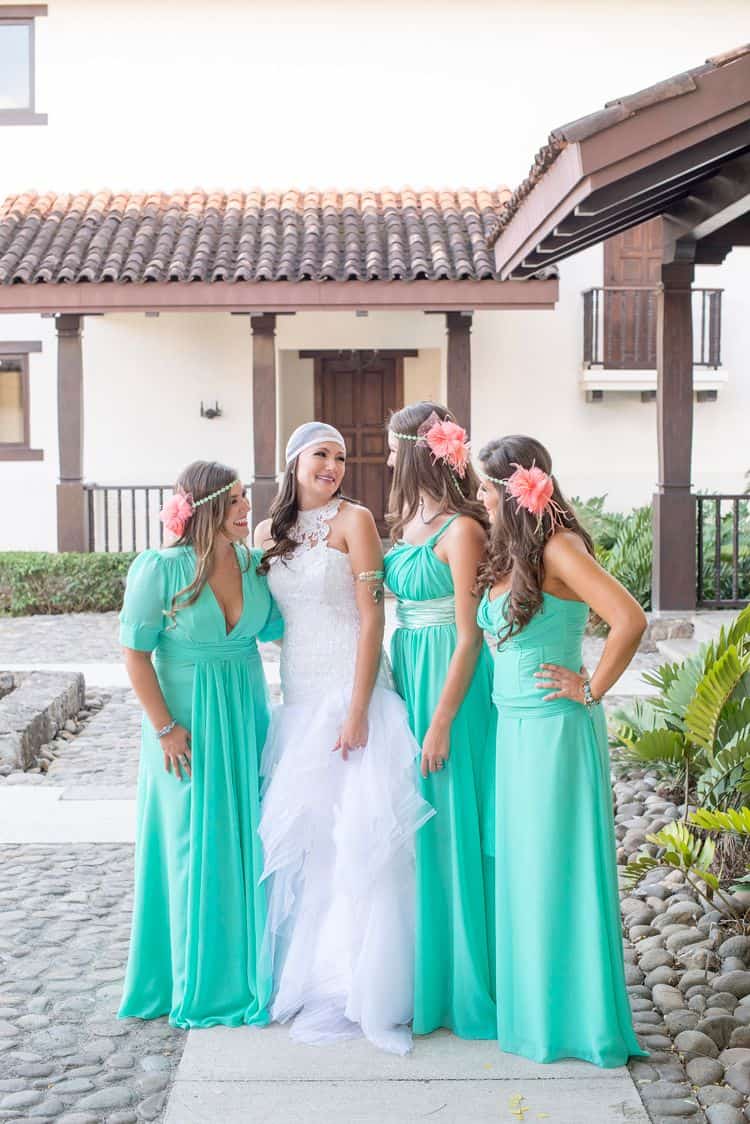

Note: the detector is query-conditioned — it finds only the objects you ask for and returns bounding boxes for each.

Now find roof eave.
[494,50,750,280]
[0,277,559,315]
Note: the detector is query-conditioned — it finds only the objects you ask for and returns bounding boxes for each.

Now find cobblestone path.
[0,614,122,664]
[0,844,182,1123]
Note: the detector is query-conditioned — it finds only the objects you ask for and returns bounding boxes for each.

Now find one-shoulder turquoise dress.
[478,589,645,1066]
[118,545,283,1029]
[384,516,496,1039]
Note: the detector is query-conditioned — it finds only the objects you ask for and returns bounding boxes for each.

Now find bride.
[254,421,434,1055]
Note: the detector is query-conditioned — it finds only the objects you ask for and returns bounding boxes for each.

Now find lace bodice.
[267,499,363,704]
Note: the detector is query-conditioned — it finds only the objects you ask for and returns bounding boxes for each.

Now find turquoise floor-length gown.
[117,545,282,1029]
[384,515,496,1038]
[478,589,646,1066]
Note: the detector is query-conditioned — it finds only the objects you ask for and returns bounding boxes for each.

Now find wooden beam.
[446,312,472,430]
[251,314,277,528]
[652,260,696,611]
[0,278,558,315]
[56,314,87,552]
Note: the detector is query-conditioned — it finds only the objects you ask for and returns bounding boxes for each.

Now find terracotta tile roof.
[488,43,750,246]
[0,188,511,285]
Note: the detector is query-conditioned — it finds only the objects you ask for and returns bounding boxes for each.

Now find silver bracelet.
[582,680,599,710]
[156,719,176,739]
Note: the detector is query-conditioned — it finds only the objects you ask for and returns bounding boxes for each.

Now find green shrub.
[0,552,136,616]
[572,496,653,609]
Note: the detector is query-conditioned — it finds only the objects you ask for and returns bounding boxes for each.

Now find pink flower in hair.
[159,491,194,538]
[505,463,554,516]
[420,413,470,477]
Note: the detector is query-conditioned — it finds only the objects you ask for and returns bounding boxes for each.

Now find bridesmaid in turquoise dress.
[384,403,496,1039]
[476,434,647,1066]
[118,461,282,1029]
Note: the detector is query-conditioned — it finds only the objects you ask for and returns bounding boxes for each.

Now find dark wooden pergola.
[491,44,750,612]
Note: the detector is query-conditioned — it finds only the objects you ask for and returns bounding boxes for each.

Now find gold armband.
[357,570,385,605]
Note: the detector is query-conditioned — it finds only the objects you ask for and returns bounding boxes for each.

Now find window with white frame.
[0,5,47,125]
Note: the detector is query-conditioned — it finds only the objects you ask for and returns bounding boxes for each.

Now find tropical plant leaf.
[685,647,750,754]
[610,698,666,749]
[706,605,750,664]
[690,806,750,835]
[659,652,708,725]
[696,743,750,810]
[621,852,664,890]
[617,729,690,776]
[646,820,716,875]
[717,697,750,747]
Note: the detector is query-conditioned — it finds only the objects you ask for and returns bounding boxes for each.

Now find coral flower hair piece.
[418,411,471,477]
[159,490,194,539]
[505,463,554,516]
[495,462,570,533]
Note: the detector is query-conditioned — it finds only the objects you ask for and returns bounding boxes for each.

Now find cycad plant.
[613,605,750,813]
[620,606,750,904]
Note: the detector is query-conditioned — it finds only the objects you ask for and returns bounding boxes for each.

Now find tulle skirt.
[258,682,434,1055]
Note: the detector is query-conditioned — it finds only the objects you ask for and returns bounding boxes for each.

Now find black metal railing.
[583,287,722,369]
[85,484,170,553]
[696,494,750,609]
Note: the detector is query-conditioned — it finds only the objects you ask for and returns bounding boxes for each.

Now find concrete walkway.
[164,1025,648,1124]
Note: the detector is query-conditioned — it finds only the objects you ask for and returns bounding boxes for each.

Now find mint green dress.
[478,589,646,1066]
[384,516,496,1038]
[118,545,283,1029]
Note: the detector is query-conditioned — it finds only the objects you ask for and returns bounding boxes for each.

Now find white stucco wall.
[1,0,749,548]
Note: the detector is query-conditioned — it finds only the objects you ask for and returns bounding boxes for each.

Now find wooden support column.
[652,260,696,611]
[445,312,472,429]
[251,313,278,527]
[56,314,88,552]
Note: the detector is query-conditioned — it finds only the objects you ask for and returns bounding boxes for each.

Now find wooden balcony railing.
[583,287,722,370]
[85,484,170,553]
[696,494,750,609]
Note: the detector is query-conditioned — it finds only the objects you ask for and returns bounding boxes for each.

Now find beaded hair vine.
[159,479,239,539]
[391,411,470,493]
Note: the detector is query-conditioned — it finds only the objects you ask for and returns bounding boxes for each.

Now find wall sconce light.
[201,401,222,419]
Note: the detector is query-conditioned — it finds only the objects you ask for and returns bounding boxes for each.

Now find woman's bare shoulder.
[253,517,274,550]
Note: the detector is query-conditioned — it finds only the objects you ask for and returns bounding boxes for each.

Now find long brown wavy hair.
[256,455,346,575]
[167,460,249,621]
[386,401,488,542]
[477,435,594,642]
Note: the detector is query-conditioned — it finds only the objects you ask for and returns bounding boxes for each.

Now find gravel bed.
[618,771,750,1124]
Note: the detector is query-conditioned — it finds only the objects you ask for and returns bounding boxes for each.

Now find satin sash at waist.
[395,595,456,629]
[494,696,595,720]
[155,635,262,665]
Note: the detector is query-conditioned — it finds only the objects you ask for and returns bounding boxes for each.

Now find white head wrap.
[285,422,346,465]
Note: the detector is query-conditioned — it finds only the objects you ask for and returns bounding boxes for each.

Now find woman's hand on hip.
[334,711,369,761]
[420,721,451,779]
[534,663,586,704]
[160,725,192,780]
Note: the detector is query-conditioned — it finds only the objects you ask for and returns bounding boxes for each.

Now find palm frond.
[690,806,750,835]
[696,743,750,810]
[685,647,750,754]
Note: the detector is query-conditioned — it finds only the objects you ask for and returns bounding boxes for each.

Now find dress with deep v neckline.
[383,515,497,1039]
[207,543,246,636]
[117,545,283,1029]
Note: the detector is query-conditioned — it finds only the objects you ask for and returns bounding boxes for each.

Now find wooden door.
[312,351,404,535]
[603,217,663,368]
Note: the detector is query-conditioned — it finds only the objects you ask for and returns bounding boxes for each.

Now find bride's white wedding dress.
[259,498,434,1054]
